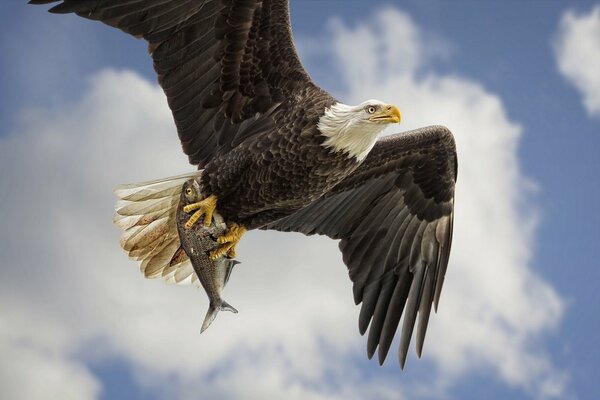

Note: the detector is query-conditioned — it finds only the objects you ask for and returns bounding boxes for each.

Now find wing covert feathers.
[113,171,202,287]
[265,126,457,369]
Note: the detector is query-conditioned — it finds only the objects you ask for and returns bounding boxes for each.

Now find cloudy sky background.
[1,1,599,399]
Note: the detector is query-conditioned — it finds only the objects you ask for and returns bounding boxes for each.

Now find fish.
[176,178,239,333]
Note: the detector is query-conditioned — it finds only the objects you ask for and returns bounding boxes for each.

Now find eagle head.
[318,99,401,161]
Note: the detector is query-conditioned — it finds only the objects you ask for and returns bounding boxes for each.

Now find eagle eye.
[366,106,376,114]
[185,187,193,196]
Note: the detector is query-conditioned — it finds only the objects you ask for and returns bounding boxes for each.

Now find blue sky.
[1,1,599,399]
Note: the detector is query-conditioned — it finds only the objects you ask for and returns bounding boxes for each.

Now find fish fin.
[113,171,202,285]
[201,305,219,333]
[223,259,240,287]
[220,300,238,314]
[200,300,238,333]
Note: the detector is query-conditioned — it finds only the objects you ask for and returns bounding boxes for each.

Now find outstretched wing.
[264,125,457,368]
[31,0,331,167]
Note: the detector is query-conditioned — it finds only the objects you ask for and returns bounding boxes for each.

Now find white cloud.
[553,5,600,117]
[0,6,566,400]
[0,313,100,400]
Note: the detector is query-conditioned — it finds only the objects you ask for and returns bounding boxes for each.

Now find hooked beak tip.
[389,105,401,123]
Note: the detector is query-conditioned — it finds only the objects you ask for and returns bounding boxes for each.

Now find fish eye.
[366,106,376,114]
[185,187,193,196]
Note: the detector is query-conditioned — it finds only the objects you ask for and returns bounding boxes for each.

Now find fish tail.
[200,300,238,333]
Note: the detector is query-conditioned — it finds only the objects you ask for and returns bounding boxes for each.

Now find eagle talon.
[209,223,246,260]
[183,194,217,228]
[209,242,235,260]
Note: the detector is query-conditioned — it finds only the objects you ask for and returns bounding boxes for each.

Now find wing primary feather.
[357,202,410,337]
[398,260,427,369]
[434,213,453,311]
[353,200,406,310]
[377,266,411,365]
[416,270,435,358]
[416,224,439,357]
[366,275,396,360]
[358,279,381,336]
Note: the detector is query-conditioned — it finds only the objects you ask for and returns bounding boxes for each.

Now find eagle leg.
[209,223,247,260]
[183,194,217,228]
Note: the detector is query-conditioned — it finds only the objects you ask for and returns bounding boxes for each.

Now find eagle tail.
[113,171,202,285]
[201,300,238,333]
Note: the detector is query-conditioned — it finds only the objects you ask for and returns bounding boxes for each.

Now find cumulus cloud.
[0,321,99,400]
[553,5,600,117]
[0,6,566,400]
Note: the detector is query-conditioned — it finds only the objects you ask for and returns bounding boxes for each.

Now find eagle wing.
[264,125,457,368]
[32,0,328,167]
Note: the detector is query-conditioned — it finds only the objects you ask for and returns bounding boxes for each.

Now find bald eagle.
[32,0,457,368]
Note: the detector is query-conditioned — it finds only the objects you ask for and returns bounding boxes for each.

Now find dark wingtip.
[399,351,408,370]
[358,318,368,336]
[416,300,433,359]
[416,317,431,358]
[352,286,363,305]
[378,348,388,366]
[367,345,375,360]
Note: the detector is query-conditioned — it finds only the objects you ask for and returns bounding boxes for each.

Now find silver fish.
[176,178,238,333]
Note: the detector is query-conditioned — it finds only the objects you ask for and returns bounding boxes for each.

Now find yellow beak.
[369,105,401,124]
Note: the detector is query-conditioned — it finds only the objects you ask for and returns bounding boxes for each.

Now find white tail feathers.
[113,171,202,286]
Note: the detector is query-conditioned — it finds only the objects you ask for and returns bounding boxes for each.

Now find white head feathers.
[318,99,400,161]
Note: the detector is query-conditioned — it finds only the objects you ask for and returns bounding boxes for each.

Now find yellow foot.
[209,223,247,260]
[183,194,217,228]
